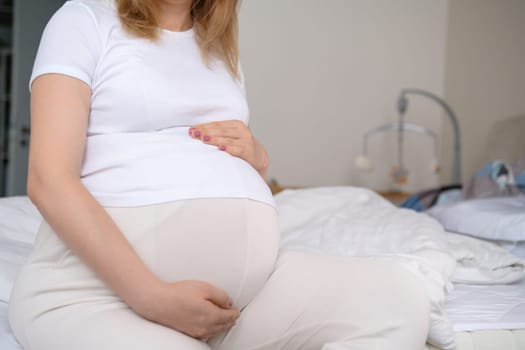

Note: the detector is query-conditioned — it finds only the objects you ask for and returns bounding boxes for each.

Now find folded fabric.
[447,232,525,284]
[462,158,525,199]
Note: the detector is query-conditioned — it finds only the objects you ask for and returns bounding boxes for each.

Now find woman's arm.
[29,74,239,339]
[29,75,158,308]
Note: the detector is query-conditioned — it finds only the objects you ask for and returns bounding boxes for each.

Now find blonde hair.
[117,0,240,78]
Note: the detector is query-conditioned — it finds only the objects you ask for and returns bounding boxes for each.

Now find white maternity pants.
[8,198,430,350]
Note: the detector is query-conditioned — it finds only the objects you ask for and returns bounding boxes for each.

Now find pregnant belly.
[12,198,279,322]
[113,198,280,309]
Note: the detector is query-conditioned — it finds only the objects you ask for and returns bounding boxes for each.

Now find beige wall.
[442,0,525,184]
[239,0,449,192]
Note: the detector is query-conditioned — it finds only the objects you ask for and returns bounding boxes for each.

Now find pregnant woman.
[8,0,430,349]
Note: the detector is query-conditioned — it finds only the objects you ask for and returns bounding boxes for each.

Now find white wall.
[442,0,525,183]
[239,0,449,192]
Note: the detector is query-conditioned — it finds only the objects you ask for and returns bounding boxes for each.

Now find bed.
[1,191,525,350]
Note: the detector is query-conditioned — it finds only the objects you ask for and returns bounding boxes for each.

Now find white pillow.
[428,195,525,242]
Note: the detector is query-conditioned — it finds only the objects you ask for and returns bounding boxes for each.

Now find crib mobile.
[355,88,462,187]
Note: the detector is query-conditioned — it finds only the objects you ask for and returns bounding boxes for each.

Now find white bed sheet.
[446,277,525,332]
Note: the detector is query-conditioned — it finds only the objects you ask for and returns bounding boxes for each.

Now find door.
[5,0,64,195]
[0,1,12,196]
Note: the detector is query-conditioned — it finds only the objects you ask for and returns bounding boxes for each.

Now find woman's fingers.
[189,120,248,140]
[212,126,244,139]
[199,136,256,168]
[189,120,252,155]
[190,127,241,140]
[200,136,233,148]
[200,282,240,326]
[197,315,237,340]
[220,144,246,158]
[188,120,267,176]
[203,282,234,309]
[200,136,246,158]
[194,300,238,339]
[207,303,240,326]
[148,280,240,340]
[194,303,237,338]
[195,120,245,131]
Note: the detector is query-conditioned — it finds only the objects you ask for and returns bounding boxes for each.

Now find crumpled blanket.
[275,187,459,349]
[447,232,525,284]
[275,186,525,349]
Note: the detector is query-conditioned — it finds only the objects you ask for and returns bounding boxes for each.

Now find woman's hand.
[189,120,269,179]
[138,280,240,340]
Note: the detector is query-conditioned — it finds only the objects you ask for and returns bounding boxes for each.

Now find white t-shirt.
[31,0,275,208]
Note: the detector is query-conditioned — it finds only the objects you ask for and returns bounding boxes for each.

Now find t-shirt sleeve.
[30,2,102,90]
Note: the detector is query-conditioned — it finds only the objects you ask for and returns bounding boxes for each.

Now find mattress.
[425,330,525,350]
[447,278,525,332]
[424,278,525,349]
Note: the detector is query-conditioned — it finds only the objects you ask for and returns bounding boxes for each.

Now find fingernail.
[188,128,194,136]
[194,130,201,137]
[227,298,233,307]
[203,135,211,142]
[219,145,226,151]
